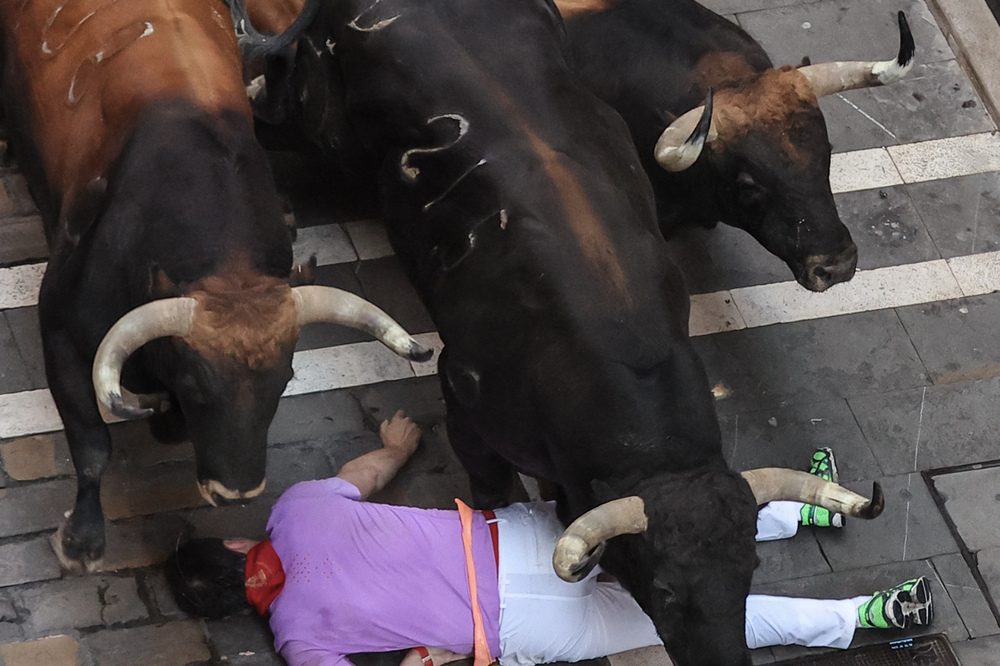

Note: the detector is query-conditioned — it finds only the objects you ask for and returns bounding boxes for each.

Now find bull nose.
[801,245,858,292]
[197,479,266,507]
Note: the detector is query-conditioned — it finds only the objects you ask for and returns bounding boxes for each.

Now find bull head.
[92,283,431,505]
[553,469,884,666]
[654,12,914,292]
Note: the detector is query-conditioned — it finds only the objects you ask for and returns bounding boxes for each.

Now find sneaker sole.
[898,577,934,627]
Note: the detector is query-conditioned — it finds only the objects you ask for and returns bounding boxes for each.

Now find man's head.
[164,538,255,618]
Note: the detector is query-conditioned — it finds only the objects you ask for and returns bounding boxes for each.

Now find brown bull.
[0,0,428,573]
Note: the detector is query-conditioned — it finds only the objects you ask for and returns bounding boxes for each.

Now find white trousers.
[490,502,860,666]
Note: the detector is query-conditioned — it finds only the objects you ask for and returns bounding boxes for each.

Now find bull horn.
[225,0,321,60]
[654,89,717,172]
[92,298,198,420]
[798,11,914,98]
[740,468,884,519]
[292,286,433,362]
[553,496,648,582]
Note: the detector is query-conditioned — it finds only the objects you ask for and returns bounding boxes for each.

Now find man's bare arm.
[337,410,421,500]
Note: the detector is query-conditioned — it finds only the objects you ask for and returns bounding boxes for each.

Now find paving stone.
[718,398,882,483]
[0,216,48,268]
[816,473,958,569]
[139,570,186,620]
[694,309,928,415]
[182,499,274,542]
[100,514,189,572]
[0,634,83,666]
[0,174,38,218]
[101,460,202,522]
[665,224,790,295]
[0,479,75,537]
[1,309,44,391]
[296,262,372,351]
[0,434,74,481]
[355,256,436,336]
[752,529,833,586]
[0,536,62,588]
[953,633,1000,664]
[975,547,1000,634]
[819,60,996,152]
[849,378,1000,475]
[205,612,275,662]
[0,317,33,395]
[0,591,23,644]
[607,646,672,666]
[267,388,367,446]
[835,184,940,270]
[752,559,967,660]
[931,552,1000,639]
[933,466,1000,551]
[261,442,337,500]
[739,0,954,75]
[17,575,146,635]
[106,419,194,471]
[896,293,1000,385]
[906,171,1000,260]
[80,620,210,665]
[748,647,776,665]
[351,375,448,431]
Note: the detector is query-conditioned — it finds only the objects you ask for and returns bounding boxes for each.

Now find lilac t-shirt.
[265,477,501,666]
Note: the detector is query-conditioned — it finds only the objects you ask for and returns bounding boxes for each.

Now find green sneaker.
[858,576,933,629]
[800,448,844,528]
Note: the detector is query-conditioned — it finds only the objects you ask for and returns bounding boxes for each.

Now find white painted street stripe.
[888,132,1000,185]
[0,262,46,310]
[0,332,446,440]
[7,250,1000,440]
[4,132,1000,310]
[829,147,903,194]
[724,260,963,330]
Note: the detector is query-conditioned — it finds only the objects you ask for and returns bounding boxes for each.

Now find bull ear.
[590,478,621,505]
[149,265,181,298]
[289,255,317,286]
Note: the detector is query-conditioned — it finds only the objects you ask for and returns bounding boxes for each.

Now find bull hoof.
[51,512,104,575]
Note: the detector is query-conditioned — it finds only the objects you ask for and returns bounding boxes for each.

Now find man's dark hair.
[164,538,249,619]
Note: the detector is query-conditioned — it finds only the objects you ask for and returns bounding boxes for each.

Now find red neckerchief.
[245,539,285,616]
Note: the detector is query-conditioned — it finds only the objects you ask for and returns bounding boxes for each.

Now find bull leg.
[448,411,516,510]
[42,325,111,573]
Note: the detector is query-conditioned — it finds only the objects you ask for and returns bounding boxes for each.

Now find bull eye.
[735,172,767,209]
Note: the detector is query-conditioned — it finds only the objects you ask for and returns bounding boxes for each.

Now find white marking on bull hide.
[423,159,486,211]
[400,114,471,180]
[326,39,336,54]
[349,0,401,33]
[140,21,153,38]
[246,75,266,100]
[499,209,509,230]
[41,7,98,56]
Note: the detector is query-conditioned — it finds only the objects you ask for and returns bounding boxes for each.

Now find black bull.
[236,0,884,664]
[560,0,914,292]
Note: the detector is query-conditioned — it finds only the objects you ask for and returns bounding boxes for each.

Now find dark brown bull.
[0,0,429,573]
[231,0,885,663]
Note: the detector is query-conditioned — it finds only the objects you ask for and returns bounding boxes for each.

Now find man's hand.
[337,410,423,501]
[380,410,421,459]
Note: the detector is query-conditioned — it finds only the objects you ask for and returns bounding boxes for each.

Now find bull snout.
[197,479,267,507]
[798,244,858,292]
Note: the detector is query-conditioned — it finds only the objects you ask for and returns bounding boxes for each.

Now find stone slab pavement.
[2,0,1000,663]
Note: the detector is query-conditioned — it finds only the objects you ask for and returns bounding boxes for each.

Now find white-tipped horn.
[553,496,648,582]
[92,298,197,419]
[740,468,884,519]
[798,11,915,98]
[654,89,717,172]
[292,285,432,361]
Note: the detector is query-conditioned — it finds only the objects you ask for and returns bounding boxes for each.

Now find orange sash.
[455,498,495,666]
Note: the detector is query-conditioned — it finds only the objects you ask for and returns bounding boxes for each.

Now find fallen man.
[165,413,933,666]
